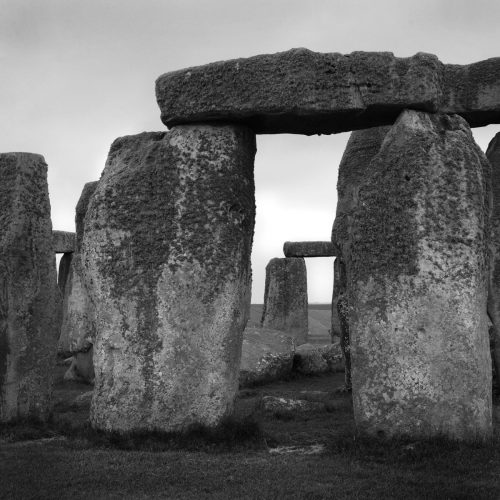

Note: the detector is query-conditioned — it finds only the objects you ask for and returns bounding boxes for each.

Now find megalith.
[0,153,61,422]
[331,126,390,390]
[83,125,256,432]
[283,241,336,258]
[156,49,500,134]
[261,257,308,345]
[58,182,98,375]
[348,110,492,441]
[487,133,500,383]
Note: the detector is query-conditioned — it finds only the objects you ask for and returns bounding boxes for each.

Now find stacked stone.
[84,126,255,432]
[347,111,492,441]
[487,133,500,383]
[260,257,308,345]
[59,181,98,382]
[0,153,61,422]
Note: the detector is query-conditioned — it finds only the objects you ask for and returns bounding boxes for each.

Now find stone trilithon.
[83,125,256,432]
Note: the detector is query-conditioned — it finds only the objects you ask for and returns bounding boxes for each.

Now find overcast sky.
[1,0,499,302]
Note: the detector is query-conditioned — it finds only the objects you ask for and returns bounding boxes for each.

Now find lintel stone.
[283,241,336,258]
[156,48,500,134]
[53,230,75,253]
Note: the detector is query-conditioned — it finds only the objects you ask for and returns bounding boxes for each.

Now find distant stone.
[156,49,500,134]
[239,327,295,387]
[261,257,308,345]
[487,133,500,383]
[0,153,61,422]
[349,110,492,441]
[319,343,344,372]
[283,241,336,258]
[83,126,256,432]
[261,396,324,413]
[52,230,75,253]
[57,252,73,295]
[58,181,98,368]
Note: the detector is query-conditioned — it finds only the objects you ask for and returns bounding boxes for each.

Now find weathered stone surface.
[156,48,500,134]
[261,257,308,345]
[63,350,94,384]
[58,182,98,364]
[487,133,500,383]
[239,326,295,387]
[83,126,256,432]
[0,153,61,421]
[293,343,328,375]
[331,126,391,390]
[349,110,492,441]
[261,396,324,413]
[57,252,73,295]
[52,230,75,253]
[283,241,336,258]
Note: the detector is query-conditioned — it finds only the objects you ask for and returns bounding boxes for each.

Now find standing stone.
[57,253,73,295]
[331,126,390,390]
[261,257,308,345]
[58,182,98,372]
[349,110,492,441]
[83,125,256,432]
[0,153,61,422]
[487,133,500,383]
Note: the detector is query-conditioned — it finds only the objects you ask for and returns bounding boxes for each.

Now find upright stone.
[349,110,492,441]
[331,126,390,389]
[487,133,500,382]
[0,153,61,422]
[83,126,256,432]
[58,182,98,371]
[261,257,308,345]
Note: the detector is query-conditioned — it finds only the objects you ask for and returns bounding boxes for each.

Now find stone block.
[261,257,308,345]
[0,153,61,421]
[239,326,295,387]
[349,110,492,441]
[52,230,75,253]
[156,49,500,134]
[83,126,256,432]
[283,241,336,258]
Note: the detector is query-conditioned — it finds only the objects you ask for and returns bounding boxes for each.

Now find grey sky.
[1,0,499,302]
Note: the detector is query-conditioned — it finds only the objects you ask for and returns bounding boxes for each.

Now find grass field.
[2,362,500,499]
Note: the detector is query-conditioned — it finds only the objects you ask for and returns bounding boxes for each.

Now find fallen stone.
[261,396,324,413]
[283,241,336,258]
[261,257,308,345]
[58,181,98,363]
[156,48,500,134]
[349,110,492,441]
[239,326,295,387]
[318,343,344,372]
[487,133,500,383]
[0,153,61,422]
[293,343,328,375]
[52,230,75,253]
[83,126,256,432]
[63,349,94,384]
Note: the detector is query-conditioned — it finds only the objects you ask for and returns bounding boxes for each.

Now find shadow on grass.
[0,414,267,452]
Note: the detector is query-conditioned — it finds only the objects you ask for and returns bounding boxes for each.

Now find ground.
[3,360,500,499]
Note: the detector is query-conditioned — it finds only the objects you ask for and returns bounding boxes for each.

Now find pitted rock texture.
[331,126,390,387]
[349,110,492,441]
[52,230,75,253]
[239,327,295,387]
[261,257,308,345]
[292,343,343,375]
[0,153,61,422]
[487,133,500,383]
[83,125,256,432]
[58,182,98,362]
[283,241,336,258]
[156,48,500,134]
